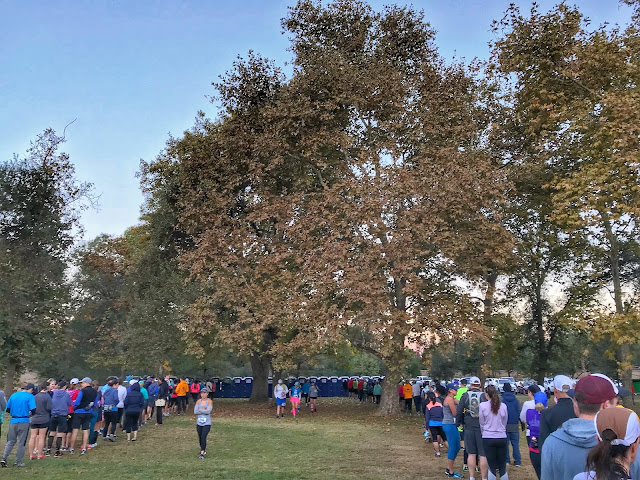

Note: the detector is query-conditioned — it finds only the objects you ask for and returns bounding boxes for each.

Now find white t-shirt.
[412,383,421,396]
[273,384,288,400]
[117,385,127,408]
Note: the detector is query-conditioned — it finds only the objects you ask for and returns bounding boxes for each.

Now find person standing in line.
[194,387,213,459]
[28,382,52,459]
[47,381,72,457]
[289,382,302,418]
[443,383,464,478]
[0,390,7,440]
[501,382,521,467]
[116,377,127,433]
[541,374,627,480]
[63,378,80,451]
[102,379,120,441]
[403,380,413,414]
[123,382,144,442]
[455,379,468,401]
[373,381,382,405]
[526,391,548,479]
[88,379,102,448]
[70,377,97,455]
[357,378,365,402]
[0,383,36,468]
[273,379,288,419]
[156,377,169,425]
[146,377,159,423]
[308,380,320,412]
[539,374,576,450]
[456,376,489,480]
[413,380,422,415]
[175,377,189,415]
[190,379,201,407]
[573,407,640,480]
[425,390,446,458]
[519,384,540,447]
[138,380,149,426]
[479,385,508,480]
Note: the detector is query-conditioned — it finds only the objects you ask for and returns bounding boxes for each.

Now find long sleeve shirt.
[479,402,507,439]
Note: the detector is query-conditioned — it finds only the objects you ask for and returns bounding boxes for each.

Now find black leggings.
[197,425,211,451]
[125,412,140,433]
[103,410,119,436]
[178,396,186,413]
[156,405,163,424]
[482,437,507,478]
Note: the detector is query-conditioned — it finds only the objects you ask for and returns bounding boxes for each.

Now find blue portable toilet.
[329,376,339,396]
[232,377,243,398]
[221,377,234,398]
[318,376,329,396]
[242,377,253,398]
[339,376,349,397]
[267,377,273,398]
[211,377,222,398]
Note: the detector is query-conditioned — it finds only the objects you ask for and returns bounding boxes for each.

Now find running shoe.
[54,452,63,458]
[445,470,464,478]
[0,459,6,468]
[45,448,51,457]
[14,463,26,467]
[199,453,204,460]
[80,449,86,455]
[68,449,75,455]
[462,465,468,471]
[435,452,441,457]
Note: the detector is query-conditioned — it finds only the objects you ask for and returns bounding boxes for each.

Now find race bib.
[197,415,208,426]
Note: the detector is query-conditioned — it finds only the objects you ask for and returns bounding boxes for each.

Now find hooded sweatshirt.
[124,383,145,414]
[542,417,640,480]
[501,391,520,433]
[51,389,72,416]
[31,391,52,424]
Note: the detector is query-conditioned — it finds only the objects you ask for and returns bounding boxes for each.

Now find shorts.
[290,397,300,405]
[49,415,68,434]
[72,412,92,430]
[464,427,485,456]
[31,422,49,429]
[429,425,445,441]
[276,398,287,407]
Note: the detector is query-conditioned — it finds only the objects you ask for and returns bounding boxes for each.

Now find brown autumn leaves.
[141,1,640,406]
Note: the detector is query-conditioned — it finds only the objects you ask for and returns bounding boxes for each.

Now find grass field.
[1,398,537,479]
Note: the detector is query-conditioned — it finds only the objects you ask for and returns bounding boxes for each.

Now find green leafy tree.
[0,129,92,392]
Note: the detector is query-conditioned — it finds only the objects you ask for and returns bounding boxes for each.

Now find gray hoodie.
[541,417,640,480]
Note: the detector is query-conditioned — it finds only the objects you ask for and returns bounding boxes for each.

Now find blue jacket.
[424,399,444,426]
[103,387,119,407]
[51,389,72,416]
[501,391,520,432]
[146,382,159,397]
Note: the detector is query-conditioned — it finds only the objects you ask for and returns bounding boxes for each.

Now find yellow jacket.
[175,380,189,397]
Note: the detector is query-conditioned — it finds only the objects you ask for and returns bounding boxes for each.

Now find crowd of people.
[343,377,383,404]
[408,374,640,480]
[0,375,214,468]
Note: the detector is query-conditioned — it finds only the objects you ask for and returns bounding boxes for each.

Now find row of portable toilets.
[206,376,385,399]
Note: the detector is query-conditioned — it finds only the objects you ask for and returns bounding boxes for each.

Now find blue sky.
[0,0,633,242]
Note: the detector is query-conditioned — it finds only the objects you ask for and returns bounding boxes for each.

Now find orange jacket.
[175,380,189,397]
[403,383,413,399]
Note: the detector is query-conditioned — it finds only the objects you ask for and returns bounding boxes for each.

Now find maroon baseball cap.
[575,375,617,403]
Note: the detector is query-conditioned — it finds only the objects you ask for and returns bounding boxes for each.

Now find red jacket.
[357,380,364,391]
[348,379,354,389]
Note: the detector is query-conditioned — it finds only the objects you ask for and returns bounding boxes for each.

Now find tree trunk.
[377,364,401,415]
[249,353,271,403]
[3,357,19,394]
[479,271,498,385]
[603,214,632,407]
[534,288,547,384]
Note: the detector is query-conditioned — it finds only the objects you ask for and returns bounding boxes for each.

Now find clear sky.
[0,0,633,242]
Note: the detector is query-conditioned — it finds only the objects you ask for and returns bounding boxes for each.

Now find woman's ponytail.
[586,428,630,479]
